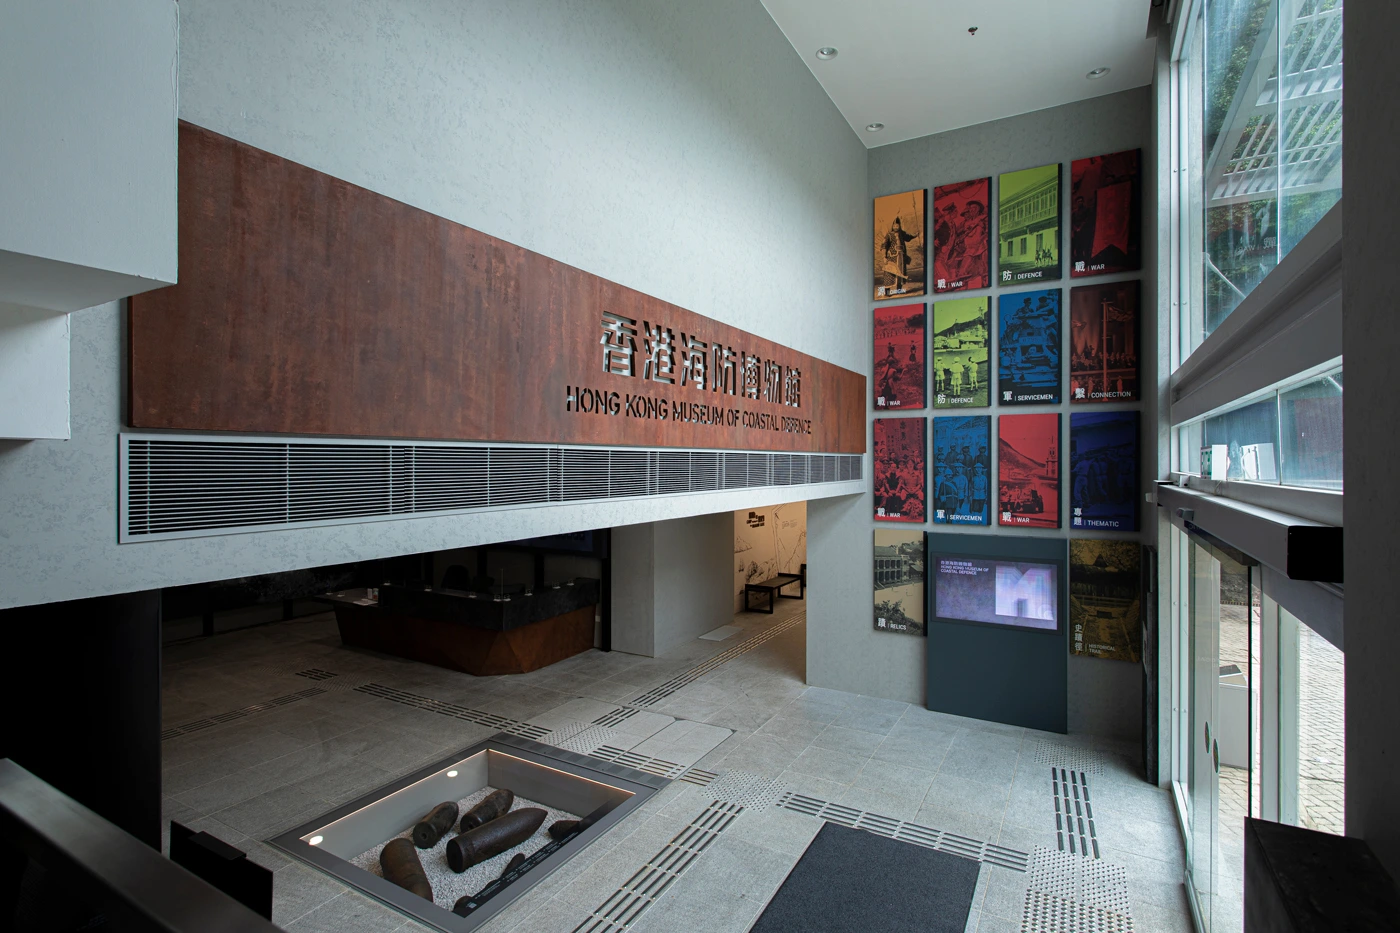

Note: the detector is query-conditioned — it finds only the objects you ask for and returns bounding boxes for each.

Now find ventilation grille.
[121,436,861,541]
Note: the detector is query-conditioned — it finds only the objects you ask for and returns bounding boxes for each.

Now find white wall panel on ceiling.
[762,0,1157,146]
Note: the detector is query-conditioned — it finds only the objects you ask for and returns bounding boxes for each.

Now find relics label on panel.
[998,413,1061,529]
[874,529,926,636]
[127,123,865,454]
[1070,281,1140,403]
[998,163,1062,283]
[998,289,1062,405]
[874,418,927,523]
[933,297,990,409]
[874,303,926,411]
[1070,411,1139,532]
[874,190,927,300]
[932,178,991,293]
[933,415,991,526]
[1069,539,1142,662]
[1070,149,1142,277]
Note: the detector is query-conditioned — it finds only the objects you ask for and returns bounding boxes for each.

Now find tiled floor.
[160,600,1193,933]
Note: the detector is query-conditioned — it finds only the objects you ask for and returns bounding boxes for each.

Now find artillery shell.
[459,788,515,832]
[446,807,546,873]
[380,837,433,900]
[548,819,579,840]
[412,800,460,849]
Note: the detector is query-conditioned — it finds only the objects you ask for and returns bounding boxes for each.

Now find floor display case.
[271,735,663,932]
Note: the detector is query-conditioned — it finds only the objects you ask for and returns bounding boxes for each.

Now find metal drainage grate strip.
[587,745,685,781]
[353,683,549,739]
[572,801,741,933]
[775,795,1030,872]
[163,687,328,739]
[629,615,804,707]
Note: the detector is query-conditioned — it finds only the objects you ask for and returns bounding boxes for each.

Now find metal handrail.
[0,759,284,932]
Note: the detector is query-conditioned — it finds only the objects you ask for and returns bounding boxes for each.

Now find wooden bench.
[744,571,805,614]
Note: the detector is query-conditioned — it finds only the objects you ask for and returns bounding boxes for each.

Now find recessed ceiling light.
[815,47,838,60]
[1087,67,1111,79]
[866,123,885,132]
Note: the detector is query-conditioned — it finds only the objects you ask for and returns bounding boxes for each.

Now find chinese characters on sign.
[570,312,811,435]
[597,312,802,406]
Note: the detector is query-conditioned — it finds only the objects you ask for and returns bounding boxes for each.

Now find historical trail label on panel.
[1070,539,1142,662]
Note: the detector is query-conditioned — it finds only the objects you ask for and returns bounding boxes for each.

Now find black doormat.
[750,822,981,933]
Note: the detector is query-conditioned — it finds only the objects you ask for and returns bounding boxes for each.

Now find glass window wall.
[1179,0,1344,360]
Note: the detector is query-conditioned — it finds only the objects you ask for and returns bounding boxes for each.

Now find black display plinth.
[1245,817,1400,931]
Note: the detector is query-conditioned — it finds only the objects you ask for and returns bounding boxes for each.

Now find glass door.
[1179,522,1256,933]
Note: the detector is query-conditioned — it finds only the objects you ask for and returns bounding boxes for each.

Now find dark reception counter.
[321,579,600,676]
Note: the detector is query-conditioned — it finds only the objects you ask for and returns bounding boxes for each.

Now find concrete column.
[1343,0,1400,877]
[609,512,732,658]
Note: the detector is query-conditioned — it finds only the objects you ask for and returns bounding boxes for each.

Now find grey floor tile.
[788,745,868,784]
[755,712,827,746]
[286,755,394,806]
[728,806,820,857]
[780,696,848,723]
[1132,886,1195,932]
[912,803,1000,843]
[976,911,1022,933]
[800,686,856,708]
[949,729,1024,759]
[853,757,937,796]
[963,907,981,933]
[836,783,924,822]
[810,722,889,758]
[776,769,849,800]
[285,891,407,933]
[270,863,348,927]
[925,773,1012,821]
[869,732,953,773]
[213,785,329,838]
[996,821,1059,855]
[978,865,1028,921]
[712,733,805,777]
[829,706,901,736]
[937,748,1020,790]
[174,764,294,814]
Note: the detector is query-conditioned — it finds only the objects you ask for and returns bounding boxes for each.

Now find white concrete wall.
[734,501,807,612]
[611,512,734,658]
[1344,0,1400,877]
[0,0,178,310]
[655,512,734,655]
[610,524,657,657]
[0,0,868,610]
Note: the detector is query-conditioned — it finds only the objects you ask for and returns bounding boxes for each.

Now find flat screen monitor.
[932,555,1061,633]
